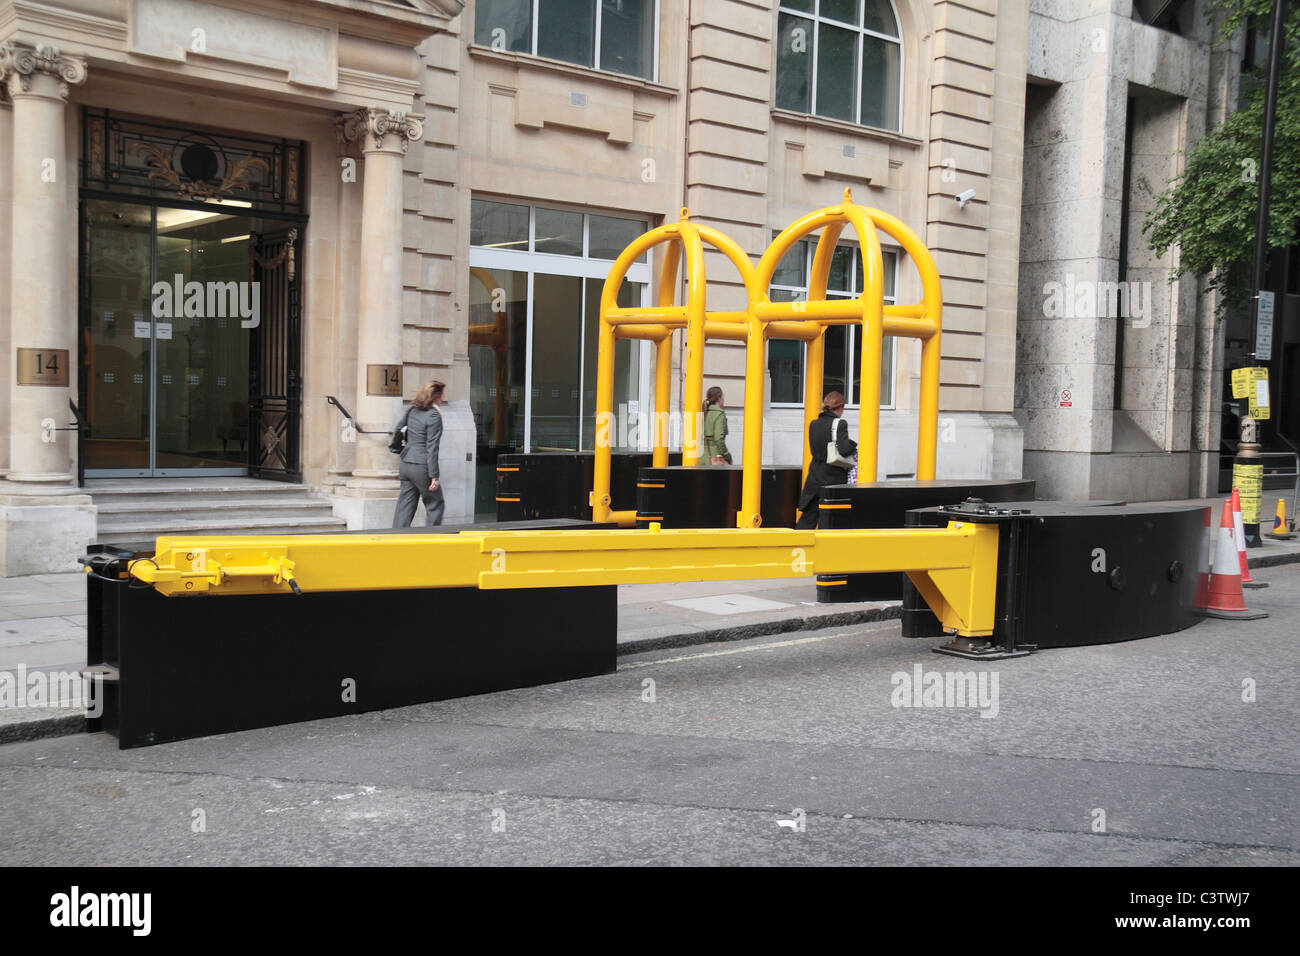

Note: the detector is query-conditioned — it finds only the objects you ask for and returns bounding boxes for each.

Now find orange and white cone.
[1203,500,1268,620]
[1194,505,1212,611]
[1231,489,1268,589]
[1269,497,1295,539]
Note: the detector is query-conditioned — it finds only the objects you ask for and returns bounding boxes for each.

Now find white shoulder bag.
[826,418,855,468]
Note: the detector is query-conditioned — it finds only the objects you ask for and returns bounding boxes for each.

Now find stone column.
[335,107,421,527]
[0,42,94,574]
[2,42,85,486]
[322,133,364,494]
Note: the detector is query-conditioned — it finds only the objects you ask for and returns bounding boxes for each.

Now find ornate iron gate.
[249,228,302,481]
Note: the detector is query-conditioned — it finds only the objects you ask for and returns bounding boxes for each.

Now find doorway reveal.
[78,109,306,480]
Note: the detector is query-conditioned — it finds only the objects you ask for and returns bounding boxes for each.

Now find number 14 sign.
[16,348,69,387]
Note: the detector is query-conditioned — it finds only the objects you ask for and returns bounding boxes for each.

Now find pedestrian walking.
[796,390,856,529]
[393,380,447,528]
[703,386,732,465]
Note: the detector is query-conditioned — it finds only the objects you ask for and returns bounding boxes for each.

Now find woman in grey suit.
[393,380,446,527]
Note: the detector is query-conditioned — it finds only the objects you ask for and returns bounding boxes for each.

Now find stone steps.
[87,479,348,550]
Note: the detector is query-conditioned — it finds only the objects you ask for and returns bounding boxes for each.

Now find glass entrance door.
[83,198,265,476]
[82,200,152,472]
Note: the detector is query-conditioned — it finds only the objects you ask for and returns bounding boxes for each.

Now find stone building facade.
[1017,0,1240,500]
[0,0,1036,575]
[445,0,1032,520]
[6,0,1240,574]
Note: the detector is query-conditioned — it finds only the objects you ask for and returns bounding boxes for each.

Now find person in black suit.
[393,380,446,527]
[796,390,856,529]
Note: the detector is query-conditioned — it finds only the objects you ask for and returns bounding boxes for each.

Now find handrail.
[325,395,388,435]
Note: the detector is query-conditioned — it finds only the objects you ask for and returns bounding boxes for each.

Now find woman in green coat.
[703,386,732,465]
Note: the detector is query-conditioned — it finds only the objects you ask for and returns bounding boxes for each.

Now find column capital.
[0,41,87,101]
[337,107,423,156]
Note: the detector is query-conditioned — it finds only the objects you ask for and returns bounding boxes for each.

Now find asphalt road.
[1,565,1296,866]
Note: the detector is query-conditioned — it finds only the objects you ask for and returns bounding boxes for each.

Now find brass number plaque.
[17,348,70,387]
[366,364,402,396]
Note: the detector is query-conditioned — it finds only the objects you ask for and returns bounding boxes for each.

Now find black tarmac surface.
[1,565,1296,866]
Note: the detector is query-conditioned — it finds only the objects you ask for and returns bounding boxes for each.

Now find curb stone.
[616,603,902,657]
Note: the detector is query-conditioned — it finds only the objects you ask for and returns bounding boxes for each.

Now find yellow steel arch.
[593,209,756,526]
[593,191,944,530]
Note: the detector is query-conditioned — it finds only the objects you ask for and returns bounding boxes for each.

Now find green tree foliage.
[1143,0,1300,305]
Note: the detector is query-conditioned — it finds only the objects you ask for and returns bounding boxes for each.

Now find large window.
[474,0,658,80]
[469,199,652,517]
[776,0,902,132]
[767,236,898,407]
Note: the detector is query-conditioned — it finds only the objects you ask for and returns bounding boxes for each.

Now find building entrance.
[78,110,306,480]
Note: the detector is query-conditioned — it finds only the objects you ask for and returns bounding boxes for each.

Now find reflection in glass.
[772,238,809,288]
[769,339,803,405]
[470,268,527,518]
[471,199,530,249]
[776,13,813,114]
[83,200,257,474]
[153,208,251,470]
[828,245,853,292]
[816,24,857,121]
[861,35,901,131]
[474,0,532,52]
[864,0,900,36]
[821,0,860,26]
[582,278,640,450]
[824,323,848,398]
[530,273,584,450]
[600,0,655,78]
[538,0,596,66]
[534,207,584,256]
[84,200,152,472]
[588,214,649,261]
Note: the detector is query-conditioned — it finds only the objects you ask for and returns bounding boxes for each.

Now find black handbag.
[388,407,410,454]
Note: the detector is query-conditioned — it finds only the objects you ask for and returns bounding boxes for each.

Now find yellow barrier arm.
[131,520,1000,638]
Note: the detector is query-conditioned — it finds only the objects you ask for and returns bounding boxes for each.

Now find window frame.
[767,235,900,410]
[475,0,661,83]
[775,0,905,134]
[468,199,655,453]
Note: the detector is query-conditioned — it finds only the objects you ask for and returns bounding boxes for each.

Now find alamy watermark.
[0,665,103,718]
[890,664,999,718]
[50,886,150,936]
[595,404,705,456]
[151,273,260,329]
[1042,274,1151,328]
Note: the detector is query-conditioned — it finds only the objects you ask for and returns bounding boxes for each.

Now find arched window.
[775,0,902,132]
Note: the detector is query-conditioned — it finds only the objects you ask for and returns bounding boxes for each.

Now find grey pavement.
[0,562,1295,865]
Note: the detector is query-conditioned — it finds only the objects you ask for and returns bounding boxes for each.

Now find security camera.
[955,189,976,208]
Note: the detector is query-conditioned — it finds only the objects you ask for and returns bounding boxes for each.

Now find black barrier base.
[908,499,1207,652]
[83,524,618,749]
[87,580,616,749]
[933,638,1037,660]
[635,465,802,528]
[495,451,681,522]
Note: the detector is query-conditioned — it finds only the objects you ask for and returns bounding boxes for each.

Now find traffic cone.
[1194,505,1211,611]
[1202,500,1268,620]
[1231,489,1268,589]
[1268,497,1295,539]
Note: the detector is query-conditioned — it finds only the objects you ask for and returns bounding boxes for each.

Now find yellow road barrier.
[129,520,999,638]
